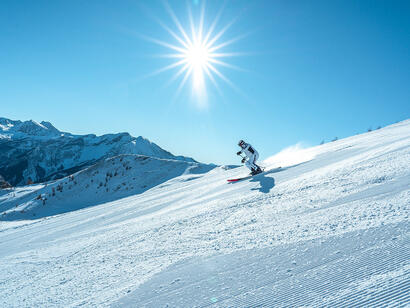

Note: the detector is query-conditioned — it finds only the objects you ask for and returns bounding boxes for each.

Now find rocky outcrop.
[0,174,12,189]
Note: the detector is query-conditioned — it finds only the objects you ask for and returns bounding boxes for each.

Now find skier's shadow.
[250,172,275,193]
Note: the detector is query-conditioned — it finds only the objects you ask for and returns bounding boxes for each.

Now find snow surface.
[0,120,409,307]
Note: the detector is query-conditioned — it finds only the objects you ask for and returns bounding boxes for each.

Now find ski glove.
[236,151,242,155]
[241,158,246,163]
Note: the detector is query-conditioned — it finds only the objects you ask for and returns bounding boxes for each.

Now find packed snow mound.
[0,117,197,186]
[0,119,409,307]
[263,143,317,168]
[0,155,215,220]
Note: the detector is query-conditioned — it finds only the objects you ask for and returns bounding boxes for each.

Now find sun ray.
[164,62,190,88]
[146,59,187,78]
[175,66,193,97]
[187,2,196,45]
[211,52,249,57]
[207,32,251,53]
[207,62,238,90]
[198,1,205,42]
[164,1,193,46]
[203,1,226,46]
[207,62,249,99]
[203,65,223,96]
[145,7,190,50]
[208,58,247,72]
[205,18,236,49]
[158,22,190,50]
[157,53,187,59]
[141,34,186,53]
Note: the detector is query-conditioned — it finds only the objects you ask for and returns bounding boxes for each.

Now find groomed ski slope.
[0,120,409,307]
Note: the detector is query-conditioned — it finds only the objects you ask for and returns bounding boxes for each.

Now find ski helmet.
[238,140,245,147]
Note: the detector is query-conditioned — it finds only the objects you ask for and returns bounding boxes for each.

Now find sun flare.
[144,1,244,106]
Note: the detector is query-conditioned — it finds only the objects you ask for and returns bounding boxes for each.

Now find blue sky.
[1,0,409,165]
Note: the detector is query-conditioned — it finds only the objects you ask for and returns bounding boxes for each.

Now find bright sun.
[144,1,244,106]
[186,42,210,69]
[182,39,212,93]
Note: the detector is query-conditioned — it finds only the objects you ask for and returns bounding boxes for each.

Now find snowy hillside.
[0,117,196,186]
[0,155,215,220]
[0,120,409,307]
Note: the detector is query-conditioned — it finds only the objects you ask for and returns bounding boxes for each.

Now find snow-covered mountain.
[0,117,196,186]
[0,119,409,307]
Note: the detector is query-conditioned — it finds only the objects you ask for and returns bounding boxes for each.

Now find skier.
[237,140,262,175]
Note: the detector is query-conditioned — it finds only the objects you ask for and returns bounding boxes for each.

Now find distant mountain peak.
[18,120,49,135]
[40,121,60,133]
[0,117,18,132]
[0,117,61,137]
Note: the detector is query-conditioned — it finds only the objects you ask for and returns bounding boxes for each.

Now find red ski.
[227,176,252,182]
[227,167,281,183]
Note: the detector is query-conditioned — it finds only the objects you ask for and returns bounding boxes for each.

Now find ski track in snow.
[0,120,409,307]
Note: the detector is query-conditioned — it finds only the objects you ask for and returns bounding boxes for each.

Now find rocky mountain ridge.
[0,117,196,186]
